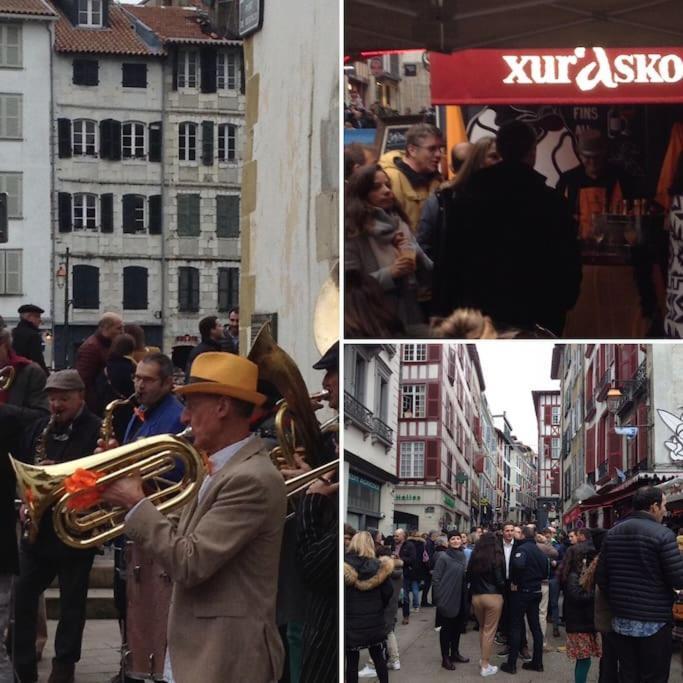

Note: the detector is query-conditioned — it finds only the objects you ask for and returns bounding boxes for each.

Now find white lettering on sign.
[502,47,683,91]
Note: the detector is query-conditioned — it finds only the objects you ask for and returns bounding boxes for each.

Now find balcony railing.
[344,391,373,433]
[372,416,394,447]
[617,361,648,416]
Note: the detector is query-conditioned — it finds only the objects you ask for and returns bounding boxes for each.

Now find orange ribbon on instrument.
[63,468,105,510]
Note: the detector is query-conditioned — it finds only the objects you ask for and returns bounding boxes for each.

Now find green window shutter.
[216,195,239,237]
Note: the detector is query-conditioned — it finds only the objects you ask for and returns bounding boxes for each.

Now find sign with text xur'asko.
[430,47,683,105]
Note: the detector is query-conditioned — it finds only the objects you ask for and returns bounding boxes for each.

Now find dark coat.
[21,408,102,552]
[510,537,550,592]
[11,319,47,374]
[563,570,596,634]
[344,554,393,649]
[184,338,223,382]
[433,549,467,619]
[400,536,427,581]
[0,362,49,574]
[75,332,112,414]
[439,161,581,333]
[385,558,403,632]
[469,560,506,595]
[596,511,683,623]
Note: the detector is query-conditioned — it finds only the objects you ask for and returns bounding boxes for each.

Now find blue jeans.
[402,578,420,617]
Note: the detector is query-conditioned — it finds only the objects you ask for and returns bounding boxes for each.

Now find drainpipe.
[159,52,167,353]
[46,20,56,368]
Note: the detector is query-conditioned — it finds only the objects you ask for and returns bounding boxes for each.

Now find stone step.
[45,587,117,620]
[48,559,114,589]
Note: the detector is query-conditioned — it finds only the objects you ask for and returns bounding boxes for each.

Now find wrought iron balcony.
[344,391,373,433]
[372,416,394,447]
[616,361,648,416]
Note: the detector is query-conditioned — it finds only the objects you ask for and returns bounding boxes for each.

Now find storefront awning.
[430,47,683,105]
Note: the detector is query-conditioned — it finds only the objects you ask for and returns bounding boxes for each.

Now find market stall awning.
[430,47,683,105]
[345,0,683,55]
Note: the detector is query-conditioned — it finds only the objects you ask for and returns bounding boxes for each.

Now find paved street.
[355,607,683,682]
[37,620,120,683]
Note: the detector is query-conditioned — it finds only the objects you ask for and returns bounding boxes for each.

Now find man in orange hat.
[101,352,286,683]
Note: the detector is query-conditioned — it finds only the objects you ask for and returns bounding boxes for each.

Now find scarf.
[396,158,440,189]
[446,548,464,561]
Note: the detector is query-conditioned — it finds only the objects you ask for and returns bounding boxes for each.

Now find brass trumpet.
[11,429,204,549]
[0,365,15,391]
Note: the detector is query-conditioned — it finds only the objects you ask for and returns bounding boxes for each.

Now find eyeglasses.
[414,144,444,154]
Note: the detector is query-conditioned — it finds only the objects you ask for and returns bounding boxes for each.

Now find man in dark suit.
[12,304,48,375]
[102,353,286,683]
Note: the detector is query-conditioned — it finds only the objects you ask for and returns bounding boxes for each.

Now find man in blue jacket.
[501,525,549,674]
[596,486,683,683]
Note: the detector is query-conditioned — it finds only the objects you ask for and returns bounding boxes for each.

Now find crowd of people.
[0,304,339,683]
[344,486,683,681]
[344,118,683,340]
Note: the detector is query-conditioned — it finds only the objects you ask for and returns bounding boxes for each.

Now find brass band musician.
[12,370,101,683]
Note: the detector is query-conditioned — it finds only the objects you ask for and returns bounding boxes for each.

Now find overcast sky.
[476,342,559,449]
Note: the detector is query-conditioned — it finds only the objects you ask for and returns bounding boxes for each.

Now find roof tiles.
[0,0,57,17]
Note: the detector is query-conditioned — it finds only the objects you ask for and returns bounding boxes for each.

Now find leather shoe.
[47,660,75,683]
[522,662,544,672]
[552,626,560,638]
[451,652,470,663]
[500,662,517,674]
[402,616,409,625]
[441,657,456,670]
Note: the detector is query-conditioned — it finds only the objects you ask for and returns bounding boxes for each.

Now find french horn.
[0,365,15,391]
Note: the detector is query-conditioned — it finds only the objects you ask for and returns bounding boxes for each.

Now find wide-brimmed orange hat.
[175,352,266,406]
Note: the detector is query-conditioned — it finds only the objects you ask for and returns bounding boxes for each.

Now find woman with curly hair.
[561,542,601,683]
[344,531,394,683]
[345,164,432,328]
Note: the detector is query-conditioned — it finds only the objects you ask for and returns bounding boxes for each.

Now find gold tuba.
[10,429,204,549]
[0,365,15,391]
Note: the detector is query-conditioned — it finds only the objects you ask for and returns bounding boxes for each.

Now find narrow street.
[355,606,683,682]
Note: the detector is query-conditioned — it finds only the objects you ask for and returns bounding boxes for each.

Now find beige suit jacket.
[125,436,286,683]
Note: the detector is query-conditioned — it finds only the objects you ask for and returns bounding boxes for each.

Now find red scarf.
[0,350,33,405]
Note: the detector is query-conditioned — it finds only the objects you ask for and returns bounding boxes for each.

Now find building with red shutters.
[532,388,561,529]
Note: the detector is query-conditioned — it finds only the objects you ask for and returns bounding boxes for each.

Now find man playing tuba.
[101,353,287,683]
[12,370,101,683]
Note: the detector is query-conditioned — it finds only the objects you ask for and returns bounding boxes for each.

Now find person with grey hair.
[380,122,444,231]
[0,329,49,683]
[75,312,124,415]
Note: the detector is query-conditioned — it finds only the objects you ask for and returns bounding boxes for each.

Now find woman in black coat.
[345,531,394,683]
[561,543,601,683]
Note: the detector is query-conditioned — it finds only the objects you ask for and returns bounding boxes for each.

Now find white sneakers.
[481,664,498,677]
[357,664,376,678]
[388,660,401,670]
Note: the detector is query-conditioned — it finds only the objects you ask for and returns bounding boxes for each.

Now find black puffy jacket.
[344,554,394,649]
[596,511,683,623]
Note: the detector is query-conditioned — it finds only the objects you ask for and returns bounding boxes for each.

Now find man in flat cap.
[12,304,48,375]
[102,353,286,683]
[11,370,101,683]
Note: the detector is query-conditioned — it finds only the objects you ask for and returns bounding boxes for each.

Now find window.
[217,124,237,162]
[216,195,239,237]
[122,63,147,88]
[178,122,197,161]
[177,194,200,236]
[123,266,148,310]
[78,0,102,27]
[122,195,145,233]
[0,94,21,138]
[72,59,98,86]
[551,437,561,460]
[0,249,21,294]
[353,354,367,403]
[217,267,239,312]
[177,50,199,88]
[400,442,425,478]
[178,267,199,312]
[122,122,145,158]
[73,193,97,230]
[376,372,389,422]
[73,264,99,308]
[73,119,96,156]
[402,384,425,418]
[403,344,426,362]
[552,406,560,425]
[0,24,21,67]
[0,172,21,218]
[216,51,238,90]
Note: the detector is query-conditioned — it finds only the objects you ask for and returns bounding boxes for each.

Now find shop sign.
[443,494,455,509]
[396,493,421,502]
[431,47,683,105]
[349,474,380,491]
[238,0,264,38]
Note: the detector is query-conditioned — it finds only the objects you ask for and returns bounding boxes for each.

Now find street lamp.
[55,248,72,368]
[606,387,623,415]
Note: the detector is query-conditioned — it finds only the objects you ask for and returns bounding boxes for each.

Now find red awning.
[430,47,683,105]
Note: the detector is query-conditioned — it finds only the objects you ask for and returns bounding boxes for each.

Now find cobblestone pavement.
[37,620,120,683]
[353,607,683,682]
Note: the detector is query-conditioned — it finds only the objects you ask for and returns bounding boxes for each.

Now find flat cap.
[45,369,85,392]
[312,341,338,371]
[18,304,44,315]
